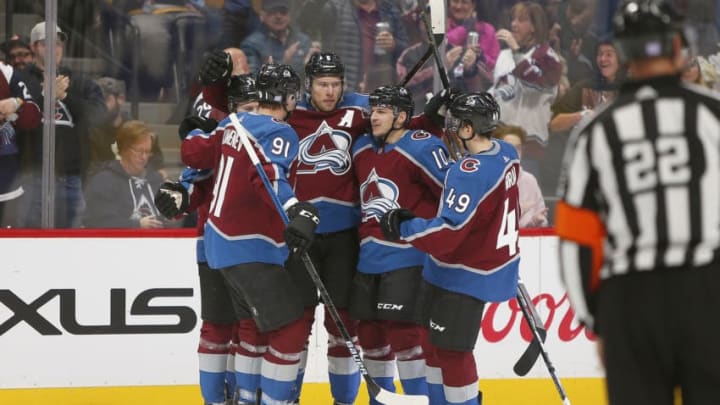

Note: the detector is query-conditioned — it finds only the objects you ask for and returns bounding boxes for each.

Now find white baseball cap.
[30,22,68,44]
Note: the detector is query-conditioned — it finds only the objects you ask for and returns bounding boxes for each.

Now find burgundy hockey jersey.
[352,130,449,273]
[181,112,299,268]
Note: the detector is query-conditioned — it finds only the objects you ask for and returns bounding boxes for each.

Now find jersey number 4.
[497,198,518,255]
[445,189,518,255]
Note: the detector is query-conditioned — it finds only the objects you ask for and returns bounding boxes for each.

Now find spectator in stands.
[319,0,409,92]
[396,11,433,109]
[676,0,720,57]
[447,0,501,70]
[20,22,107,228]
[474,0,522,30]
[556,0,597,85]
[84,120,166,228]
[0,36,33,71]
[89,77,166,177]
[493,123,548,228]
[240,0,317,75]
[491,1,562,180]
[550,41,621,133]
[0,61,42,227]
[399,0,424,44]
[681,57,712,88]
[221,0,261,48]
[544,40,621,196]
[444,0,500,92]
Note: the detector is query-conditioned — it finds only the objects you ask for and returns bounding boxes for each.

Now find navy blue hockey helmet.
[255,63,301,105]
[227,73,258,110]
[369,85,414,126]
[447,92,500,137]
[612,0,681,62]
[304,52,345,91]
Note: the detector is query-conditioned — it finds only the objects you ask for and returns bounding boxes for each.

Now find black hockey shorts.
[422,280,486,352]
[596,265,720,405]
[285,228,359,309]
[349,266,425,323]
[220,263,304,333]
[198,262,243,323]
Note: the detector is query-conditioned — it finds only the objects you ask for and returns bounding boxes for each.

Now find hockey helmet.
[369,85,414,126]
[612,0,681,62]
[304,52,345,91]
[446,92,500,138]
[227,74,258,109]
[255,63,301,105]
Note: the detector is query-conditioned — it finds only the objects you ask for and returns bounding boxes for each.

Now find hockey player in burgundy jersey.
[155,74,259,405]
[180,64,319,405]
[351,85,450,404]
[381,92,521,405]
[198,51,447,404]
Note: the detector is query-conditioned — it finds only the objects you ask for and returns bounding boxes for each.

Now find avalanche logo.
[411,131,431,140]
[460,158,481,173]
[360,168,400,222]
[296,121,352,175]
[54,100,74,128]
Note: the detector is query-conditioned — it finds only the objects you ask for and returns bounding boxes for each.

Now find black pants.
[597,265,720,405]
[285,228,359,309]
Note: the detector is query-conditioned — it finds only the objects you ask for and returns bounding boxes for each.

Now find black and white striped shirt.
[556,75,720,327]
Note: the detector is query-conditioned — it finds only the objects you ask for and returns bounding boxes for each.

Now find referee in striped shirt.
[556,1,720,404]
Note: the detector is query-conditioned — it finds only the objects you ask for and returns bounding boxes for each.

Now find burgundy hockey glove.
[178,115,218,140]
[199,50,232,85]
[154,182,189,219]
[380,208,415,241]
[284,202,320,253]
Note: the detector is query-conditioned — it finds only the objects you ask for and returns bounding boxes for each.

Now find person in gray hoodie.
[83,120,165,228]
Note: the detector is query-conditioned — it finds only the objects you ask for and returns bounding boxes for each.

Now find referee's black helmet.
[612,0,681,62]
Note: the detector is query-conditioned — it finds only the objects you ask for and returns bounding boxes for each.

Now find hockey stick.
[515,280,572,405]
[420,0,469,163]
[399,46,434,87]
[421,0,450,90]
[513,280,548,376]
[227,113,429,405]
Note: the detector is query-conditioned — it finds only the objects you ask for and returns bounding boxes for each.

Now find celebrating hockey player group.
[155,38,521,403]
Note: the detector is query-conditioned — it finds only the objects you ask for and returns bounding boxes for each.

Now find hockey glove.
[154,182,189,219]
[199,50,232,85]
[284,202,320,253]
[178,115,218,140]
[380,208,415,241]
[424,87,461,127]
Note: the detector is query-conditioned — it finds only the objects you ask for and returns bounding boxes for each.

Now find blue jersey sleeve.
[416,134,452,190]
[400,160,485,257]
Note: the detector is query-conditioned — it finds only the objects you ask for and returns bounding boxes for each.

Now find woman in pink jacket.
[444,0,501,92]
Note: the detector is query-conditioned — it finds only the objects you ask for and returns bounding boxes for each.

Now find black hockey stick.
[228,114,429,405]
[515,280,572,405]
[399,46,434,87]
[513,280,548,376]
[420,0,469,162]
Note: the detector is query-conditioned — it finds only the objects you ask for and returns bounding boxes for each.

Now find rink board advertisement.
[0,231,605,403]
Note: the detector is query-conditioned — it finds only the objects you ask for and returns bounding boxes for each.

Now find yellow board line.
[0,378,607,405]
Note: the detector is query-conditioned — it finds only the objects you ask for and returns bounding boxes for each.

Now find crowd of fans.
[0,0,718,229]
